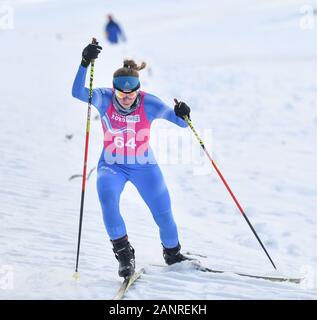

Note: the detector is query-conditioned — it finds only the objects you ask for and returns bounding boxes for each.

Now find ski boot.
[111,235,135,278]
[162,242,189,265]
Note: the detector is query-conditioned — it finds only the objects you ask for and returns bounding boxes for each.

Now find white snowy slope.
[1,0,317,299]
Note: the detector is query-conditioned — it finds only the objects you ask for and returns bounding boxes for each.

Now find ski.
[184,251,208,258]
[192,263,303,284]
[112,268,145,300]
[151,262,303,284]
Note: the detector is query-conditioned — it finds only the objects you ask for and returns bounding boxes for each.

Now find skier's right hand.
[81,42,103,67]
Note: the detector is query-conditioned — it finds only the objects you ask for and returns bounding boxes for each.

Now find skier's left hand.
[174,99,191,120]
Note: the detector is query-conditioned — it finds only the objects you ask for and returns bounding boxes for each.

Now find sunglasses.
[115,89,138,100]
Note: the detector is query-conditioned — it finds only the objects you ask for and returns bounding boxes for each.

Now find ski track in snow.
[1,0,317,299]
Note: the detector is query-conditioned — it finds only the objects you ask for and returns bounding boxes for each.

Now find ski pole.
[73,38,98,279]
[177,99,277,270]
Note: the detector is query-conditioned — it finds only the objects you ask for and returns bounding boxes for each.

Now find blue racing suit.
[72,65,188,248]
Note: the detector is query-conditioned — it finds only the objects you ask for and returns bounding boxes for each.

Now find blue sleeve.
[144,93,188,128]
[72,65,112,113]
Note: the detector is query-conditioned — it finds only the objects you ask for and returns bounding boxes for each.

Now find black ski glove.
[174,100,191,120]
[81,42,103,67]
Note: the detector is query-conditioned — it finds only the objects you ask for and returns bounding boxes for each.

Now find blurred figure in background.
[104,14,126,44]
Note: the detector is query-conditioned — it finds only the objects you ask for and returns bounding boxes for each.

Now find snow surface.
[1,0,317,299]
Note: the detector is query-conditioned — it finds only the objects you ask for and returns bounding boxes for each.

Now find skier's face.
[115,90,138,109]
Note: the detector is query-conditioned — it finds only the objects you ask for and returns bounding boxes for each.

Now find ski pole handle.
[90,37,98,62]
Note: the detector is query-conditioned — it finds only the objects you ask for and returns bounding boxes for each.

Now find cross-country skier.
[72,42,191,278]
[104,14,126,44]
